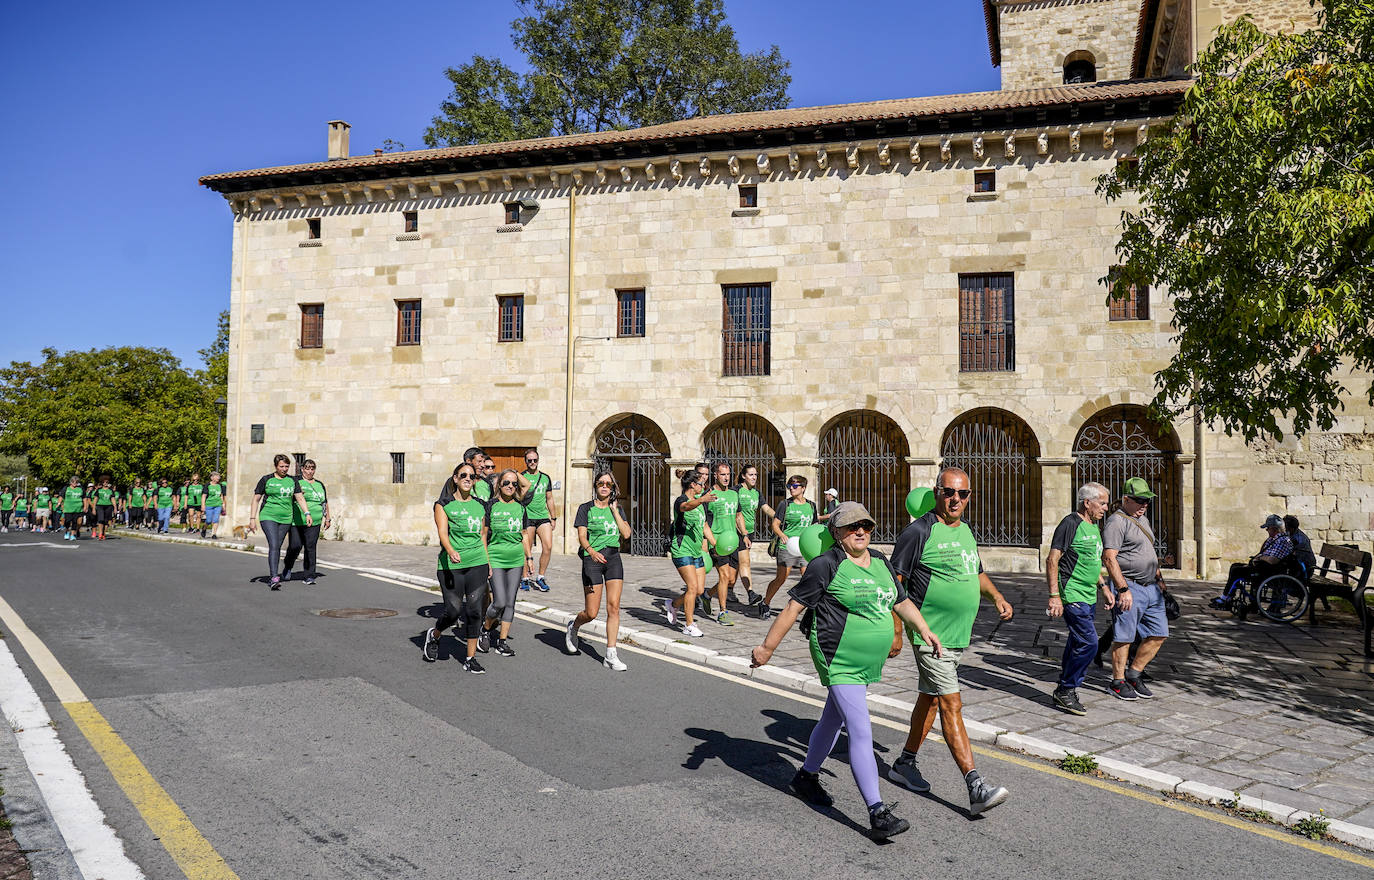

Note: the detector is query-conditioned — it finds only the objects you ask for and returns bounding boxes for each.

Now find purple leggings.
[802,683,880,808]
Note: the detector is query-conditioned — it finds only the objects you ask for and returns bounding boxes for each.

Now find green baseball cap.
[1122,477,1156,500]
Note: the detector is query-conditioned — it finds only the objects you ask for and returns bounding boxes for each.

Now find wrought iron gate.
[818,411,910,543]
[702,413,786,539]
[1073,408,1180,563]
[941,409,1040,547]
[593,415,670,556]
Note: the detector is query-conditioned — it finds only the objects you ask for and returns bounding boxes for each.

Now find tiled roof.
[983,0,1001,67]
[199,78,1188,193]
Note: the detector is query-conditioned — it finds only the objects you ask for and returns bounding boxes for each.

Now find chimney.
[327,120,351,160]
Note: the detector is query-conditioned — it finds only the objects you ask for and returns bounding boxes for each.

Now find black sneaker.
[463,657,486,674]
[1125,675,1153,699]
[745,590,762,605]
[886,755,931,793]
[1052,687,1087,716]
[1109,679,1138,701]
[868,802,910,839]
[789,769,833,807]
[494,639,515,657]
[476,628,491,653]
[698,595,713,617]
[421,628,438,662]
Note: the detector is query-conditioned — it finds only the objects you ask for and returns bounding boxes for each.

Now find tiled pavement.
[131,529,1374,844]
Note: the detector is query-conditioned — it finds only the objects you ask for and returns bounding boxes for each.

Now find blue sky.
[0,1,999,372]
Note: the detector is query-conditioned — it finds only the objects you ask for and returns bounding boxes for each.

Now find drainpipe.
[562,186,576,554]
[1194,401,1207,579]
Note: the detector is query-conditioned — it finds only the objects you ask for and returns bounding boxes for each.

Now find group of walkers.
[0,473,226,541]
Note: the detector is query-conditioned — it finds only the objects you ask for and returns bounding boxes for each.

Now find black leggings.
[261,520,291,578]
[437,565,490,639]
[285,524,321,574]
[1,510,10,528]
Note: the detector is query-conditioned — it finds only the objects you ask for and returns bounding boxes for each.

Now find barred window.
[293,452,306,475]
[958,273,1015,372]
[504,202,521,225]
[498,295,524,342]
[722,283,771,377]
[1108,267,1150,321]
[974,170,996,193]
[299,304,323,348]
[391,452,405,484]
[403,211,418,233]
[306,218,321,239]
[396,300,421,345]
[616,289,646,338]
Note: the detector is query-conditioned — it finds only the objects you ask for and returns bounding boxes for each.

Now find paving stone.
[1241,783,1358,817]
[1211,760,1305,789]
[1097,741,1182,767]
[1257,749,1338,775]
[1143,734,1235,762]
[1151,761,1249,792]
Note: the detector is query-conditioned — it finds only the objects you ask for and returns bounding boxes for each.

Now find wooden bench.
[1309,543,1372,657]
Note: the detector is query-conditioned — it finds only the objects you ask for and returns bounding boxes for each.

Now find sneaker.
[519,578,532,591]
[868,802,910,839]
[564,620,580,655]
[887,754,931,793]
[421,628,439,662]
[477,628,491,653]
[269,576,282,591]
[303,577,316,585]
[746,590,762,606]
[789,769,833,807]
[1052,687,1087,716]
[1209,596,1228,609]
[682,623,704,638]
[535,576,550,592]
[1125,674,1153,699]
[604,647,627,671]
[463,657,486,674]
[968,776,1009,816]
[494,639,515,657]
[716,611,736,627]
[698,595,712,617]
[1108,679,1138,701]
[663,597,678,626]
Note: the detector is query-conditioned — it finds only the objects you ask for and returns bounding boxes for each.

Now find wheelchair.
[1220,558,1310,623]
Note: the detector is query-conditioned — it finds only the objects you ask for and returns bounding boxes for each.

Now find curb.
[102,530,1374,852]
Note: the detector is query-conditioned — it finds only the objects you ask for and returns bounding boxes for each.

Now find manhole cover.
[317,608,398,619]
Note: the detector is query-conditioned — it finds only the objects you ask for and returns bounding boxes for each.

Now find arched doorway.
[592,414,670,556]
[1073,406,1181,564]
[702,412,787,539]
[941,409,1042,547]
[818,410,910,543]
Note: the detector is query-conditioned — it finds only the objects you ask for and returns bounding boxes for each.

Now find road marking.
[0,541,77,549]
[0,595,242,880]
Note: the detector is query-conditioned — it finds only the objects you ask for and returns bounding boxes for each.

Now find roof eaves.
[1132,0,1160,79]
[983,0,1001,67]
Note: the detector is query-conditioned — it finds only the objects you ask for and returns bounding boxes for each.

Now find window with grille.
[403,211,418,233]
[396,300,421,345]
[299,304,323,348]
[721,283,771,377]
[738,185,758,208]
[616,289,646,337]
[306,218,321,239]
[293,452,306,475]
[1107,268,1150,321]
[250,424,264,444]
[498,295,524,342]
[958,274,1016,372]
[391,452,405,484]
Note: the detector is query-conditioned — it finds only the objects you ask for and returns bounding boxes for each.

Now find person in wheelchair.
[1212,514,1293,608]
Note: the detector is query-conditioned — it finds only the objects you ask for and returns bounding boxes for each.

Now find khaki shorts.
[911,642,964,696]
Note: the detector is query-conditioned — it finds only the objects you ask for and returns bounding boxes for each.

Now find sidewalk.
[130,528,1374,847]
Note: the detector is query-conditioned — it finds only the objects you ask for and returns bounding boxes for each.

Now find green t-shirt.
[736,486,760,535]
[95,487,115,506]
[294,480,327,525]
[522,471,552,519]
[706,488,740,554]
[574,501,622,554]
[144,487,157,507]
[130,487,146,506]
[437,498,488,571]
[473,478,492,502]
[778,498,817,537]
[669,494,707,559]
[486,499,526,569]
[35,491,50,509]
[15,496,27,512]
[891,513,984,650]
[0,492,13,511]
[156,485,177,508]
[206,482,225,506]
[253,474,299,524]
[62,486,85,514]
[1051,513,1104,605]
[790,548,906,686]
[185,483,205,506]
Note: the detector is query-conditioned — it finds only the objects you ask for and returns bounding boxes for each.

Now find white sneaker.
[682,623,703,638]
[663,597,677,626]
[603,647,627,671]
[564,620,580,655]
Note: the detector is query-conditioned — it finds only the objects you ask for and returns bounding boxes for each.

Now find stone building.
[201,0,1369,576]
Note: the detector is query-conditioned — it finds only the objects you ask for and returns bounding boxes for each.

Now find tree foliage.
[199,309,229,396]
[424,0,791,147]
[1100,0,1374,441]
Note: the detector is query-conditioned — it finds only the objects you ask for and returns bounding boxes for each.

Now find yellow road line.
[0,595,240,880]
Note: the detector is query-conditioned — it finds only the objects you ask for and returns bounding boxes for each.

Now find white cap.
[824,487,838,497]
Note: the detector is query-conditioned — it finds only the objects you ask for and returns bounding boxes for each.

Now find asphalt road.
[0,532,1368,880]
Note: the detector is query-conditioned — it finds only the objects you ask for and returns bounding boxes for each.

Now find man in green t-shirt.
[61,477,86,540]
[888,467,1014,816]
[1047,482,1110,716]
[518,449,558,591]
[703,462,746,626]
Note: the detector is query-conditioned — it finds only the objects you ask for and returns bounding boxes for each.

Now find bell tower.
[984,0,1143,91]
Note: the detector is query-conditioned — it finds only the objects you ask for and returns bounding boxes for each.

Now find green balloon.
[906,487,936,519]
[701,542,714,575]
[714,529,739,556]
[799,523,835,561]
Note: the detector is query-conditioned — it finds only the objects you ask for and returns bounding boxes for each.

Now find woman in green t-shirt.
[566,470,632,670]
[247,454,311,590]
[284,459,331,584]
[736,465,763,607]
[664,470,716,638]
[760,475,819,617]
[479,469,526,657]
[0,486,13,532]
[421,463,492,674]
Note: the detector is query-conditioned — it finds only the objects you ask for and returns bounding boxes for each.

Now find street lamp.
[215,397,227,477]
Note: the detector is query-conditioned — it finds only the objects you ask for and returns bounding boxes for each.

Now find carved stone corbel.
[548,169,559,186]
[429,182,443,196]
[1069,129,1082,153]
[972,136,985,159]
[877,142,890,166]
[525,172,537,188]
[501,175,513,191]
[1037,132,1050,155]
[478,177,490,192]
[788,150,799,172]
[815,148,829,170]
[340,189,353,205]
[909,141,920,164]
[1102,126,1115,150]
[571,169,584,186]
[596,167,608,185]
[318,190,332,207]
[407,183,419,199]
[727,155,740,176]
[1004,134,1016,158]
[271,195,284,209]
[619,165,632,183]
[845,143,859,168]
[295,193,309,208]
[756,153,770,173]
[670,159,682,181]
[1137,123,1149,145]
[644,163,656,181]
[940,137,952,162]
[248,197,261,213]
[699,156,711,177]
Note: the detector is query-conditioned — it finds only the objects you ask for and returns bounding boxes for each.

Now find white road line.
[0,541,77,549]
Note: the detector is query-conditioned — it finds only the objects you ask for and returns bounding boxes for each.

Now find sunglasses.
[526,458,538,463]
[596,480,615,487]
[937,487,972,499]
[500,480,518,487]
[1128,495,1152,504]
[457,472,476,480]
[843,521,874,534]
[787,482,802,488]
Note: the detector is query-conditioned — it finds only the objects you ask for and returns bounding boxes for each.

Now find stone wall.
[997,0,1141,90]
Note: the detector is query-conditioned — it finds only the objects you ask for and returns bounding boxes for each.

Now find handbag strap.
[1112,510,1163,579]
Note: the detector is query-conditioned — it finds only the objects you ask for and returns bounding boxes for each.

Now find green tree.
[199,309,229,395]
[424,0,791,147]
[1100,0,1373,441]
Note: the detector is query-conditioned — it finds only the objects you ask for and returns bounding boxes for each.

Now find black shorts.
[129,508,144,524]
[95,505,114,524]
[710,549,740,569]
[525,517,552,530]
[63,511,82,529]
[580,546,624,587]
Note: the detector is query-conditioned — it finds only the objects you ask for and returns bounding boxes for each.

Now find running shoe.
[887,754,931,793]
[868,802,910,839]
[1052,687,1087,716]
[269,575,282,591]
[463,657,486,674]
[968,776,1009,815]
[303,577,316,585]
[604,647,627,671]
[477,628,491,653]
[755,600,773,619]
[494,640,515,657]
[716,611,736,626]
[536,576,550,592]
[421,628,439,662]
[1125,675,1153,699]
[564,620,580,655]
[789,769,833,807]
[519,578,532,591]
[682,623,703,638]
[746,590,762,605]
[1108,679,1138,701]
[663,597,678,626]
[698,595,712,617]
